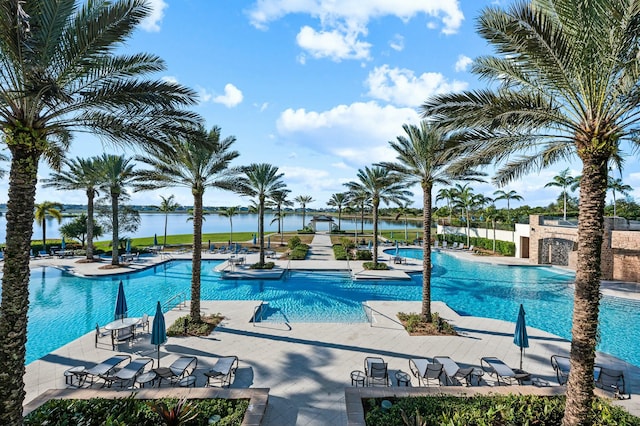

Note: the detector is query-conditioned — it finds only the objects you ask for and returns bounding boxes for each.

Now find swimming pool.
[22,253,640,368]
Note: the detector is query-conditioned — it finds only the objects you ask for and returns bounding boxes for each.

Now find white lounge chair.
[481,356,530,385]
[103,357,153,388]
[364,356,389,387]
[156,356,198,386]
[205,355,239,387]
[409,358,443,387]
[434,356,482,386]
[83,354,131,386]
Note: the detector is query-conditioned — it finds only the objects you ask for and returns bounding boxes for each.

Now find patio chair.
[595,367,628,399]
[102,357,153,389]
[155,356,198,386]
[434,356,482,386]
[409,358,443,387]
[364,357,389,386]
[84,354,131,386]
[94,323,110,348]
[205,355,239,387]
[550,355,571,385]
[137,313,150,332]
[480,356,530,385]
[111,326,135,350]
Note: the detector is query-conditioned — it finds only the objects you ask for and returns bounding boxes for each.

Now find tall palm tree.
[421,2,640,423]
[294,195,314,230]
[394,201,416,242]
[135,126,242,323]
[608,176,632,218]
[379,122,484,320]
[344,166,411,268]
[95,155,138,266]
[156,195,180,246]
[451,183,484,247]
[435,187,457,223]
[493,189,523,220]
[0,2,197,420]
[240,164,287,266]
[42,157,101,260]
[219,206,240,245]
[327,192,348,231]
[348,188,370,237]
[545,169,579,221]
[271,189,292,245]
[34,201,63,253]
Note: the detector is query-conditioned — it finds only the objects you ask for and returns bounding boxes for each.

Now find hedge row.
[439,234,515,256]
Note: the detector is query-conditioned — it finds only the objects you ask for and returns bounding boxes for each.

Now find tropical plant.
[394,201,417,242]
[435,187,457,223]
[348,188,371,238]
[378,122,484,320]
[294,195,314,229]
[59,214,103,247]
[239,164,287,266]
[327,192,349,231]
[42,157,101,260]
[270,189,292,245]
[493,189,523,220]
[421,1,640,423]
[608,175,633,218]
[344,166,411,268]
[545,169,580,221]
[219,206,240,245]
[0,1,198,419]
[157,195,180,246]
[451,184,487,247]
[34,201,63,252]
[95,154,138,266]
[135,125,242,323]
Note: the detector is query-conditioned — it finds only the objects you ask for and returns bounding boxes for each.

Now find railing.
[361,303,373,327]
[252,302,265,326]
[163,292,187,311]
[285,260,291,279]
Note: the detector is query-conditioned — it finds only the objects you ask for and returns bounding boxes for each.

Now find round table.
[395,370,411,387]
[136,371,157,388]
[350,370,366,387]
[64,366,86,386]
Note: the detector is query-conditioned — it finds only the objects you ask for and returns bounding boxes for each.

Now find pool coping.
[23,387,269,426]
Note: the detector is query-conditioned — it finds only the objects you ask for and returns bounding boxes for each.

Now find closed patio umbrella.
[253,234,256,245]
[395,240,399,256]
[154,234,158,246]
[61,237,66,250]
[114,281,128,320]
[267,235,271,249]
[125,239,131,254]
[514,304,529,369]
[151,301,167,367]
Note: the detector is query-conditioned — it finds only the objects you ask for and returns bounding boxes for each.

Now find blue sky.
[23,0,640,210]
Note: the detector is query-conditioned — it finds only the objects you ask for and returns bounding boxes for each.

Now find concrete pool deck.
[23,234,640,424]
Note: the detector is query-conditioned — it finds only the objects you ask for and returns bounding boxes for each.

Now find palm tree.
[608,176,632,218]
[0,2,197,420]
[393,201,416,242]
[493,189,523,220]
[42,158,101,260]
[348,188,370,238]
[240,164,287,266]
[545,169,579,221]
[436,187,457,223]
[327,192,348,231]
[344,166,411,268]
[34,202,63,253]
[421,2,640,423]
[156,195,180,246]
[95,155,138,266]
[451,184,485,247]
[219,206,240,245]
[135,126,242,323]
[271,190,292,245]
[379,122,483,320]
[294,195,314,230]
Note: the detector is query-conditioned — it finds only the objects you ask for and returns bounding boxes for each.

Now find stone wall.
[611,230,640,282]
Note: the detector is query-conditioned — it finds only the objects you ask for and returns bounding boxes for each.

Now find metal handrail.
[252,301,264,326]
[361,303,373,327]
[163,292,187,311]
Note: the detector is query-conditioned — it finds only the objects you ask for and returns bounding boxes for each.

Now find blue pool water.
[22,252,640,368]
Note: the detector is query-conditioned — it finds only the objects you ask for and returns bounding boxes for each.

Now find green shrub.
[364,394,640,426]
[437,235,516,256]
[287,236,301,249]
[289,244,309,260]
[333,244,349,260]
[363,261,388,270]
[25,396,249,426]
[167,314,223,337]
[355,250,373,260]
[340,237,356,250]
[250,261,275,269]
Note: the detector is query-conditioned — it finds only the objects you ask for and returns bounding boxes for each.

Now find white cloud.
[276,101,420,167]
[454,54,473,72]
[389,34,405,51]
[247,0,464,60]
[139,0,167,32]
[296,25,371,61]
[197,87,213,103]
[365,65,468,107]
[162,76,179,84]
[280,166,346,194]
[213,84,244,108]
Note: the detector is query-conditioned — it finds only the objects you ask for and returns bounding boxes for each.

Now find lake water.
[0,213,418,243]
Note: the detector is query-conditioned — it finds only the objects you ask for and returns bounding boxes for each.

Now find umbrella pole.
[520,347,523,370]
[157,345,160,367]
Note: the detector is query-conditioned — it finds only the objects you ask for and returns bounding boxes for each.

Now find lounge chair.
[442,241,448,249]
[433,241,439,248]
[409,358,443,387]
[102,357,153,388]
[434,356,483,386]
[550,355,571,385]
[205,356,239,387]
[83,354,131,386]
[480,356,530,385]
[37,250,51,258]
[467,245,475,252]
[155,355,198,386]
[364,357,389,387]
[551,355,628,398]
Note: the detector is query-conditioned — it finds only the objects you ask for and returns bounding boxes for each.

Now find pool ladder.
[361,303,373,327]
[252,301,265,325]
[163,292,187,311]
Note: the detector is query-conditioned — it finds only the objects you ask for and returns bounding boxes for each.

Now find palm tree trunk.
[190,191,203,323]
[563,191,568,221]
[0,146,40,425]
[562,155,608,426]
[258,196,265,266]
[338,208,342,230]
[372,198,379,267]
[42,217,47,252]
[111,193,119,266]
[163,213,168,246]
[86,190,94,260]
[421,182,433,322]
